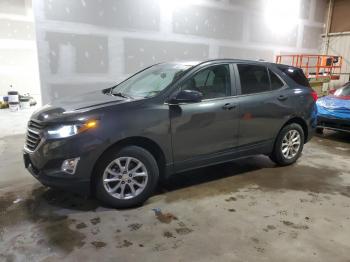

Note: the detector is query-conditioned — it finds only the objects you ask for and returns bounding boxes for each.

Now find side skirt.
[166,140,274,177]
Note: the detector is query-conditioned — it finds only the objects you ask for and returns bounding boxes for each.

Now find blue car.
[317,82,350,133]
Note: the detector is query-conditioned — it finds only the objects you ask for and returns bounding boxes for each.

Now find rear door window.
[237,64,270,95]
[269,69,284,90]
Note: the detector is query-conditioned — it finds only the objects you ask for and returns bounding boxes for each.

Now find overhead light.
[160,0,193,12]
[264,0,300,34]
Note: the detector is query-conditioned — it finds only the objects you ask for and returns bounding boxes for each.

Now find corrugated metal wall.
[322,34,350,87]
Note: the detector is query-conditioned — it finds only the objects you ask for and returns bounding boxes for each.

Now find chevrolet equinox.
[24,59,317,208]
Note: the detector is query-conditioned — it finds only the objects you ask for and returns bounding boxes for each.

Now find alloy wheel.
[102,157,148,200]
[281,130,301,159]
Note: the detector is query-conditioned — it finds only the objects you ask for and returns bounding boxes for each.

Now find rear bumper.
[306,106,317,143]
[306,126,315,142]
[317,115,350,133]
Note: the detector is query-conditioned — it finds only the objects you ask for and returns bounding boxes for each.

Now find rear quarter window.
[278,66,310,87]
[269,69,284,90]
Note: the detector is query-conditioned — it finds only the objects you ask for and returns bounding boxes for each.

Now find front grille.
[28,120,45,130]
[25,120,44,152]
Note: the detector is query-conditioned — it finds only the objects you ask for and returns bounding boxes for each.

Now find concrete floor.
[0,130,349,262]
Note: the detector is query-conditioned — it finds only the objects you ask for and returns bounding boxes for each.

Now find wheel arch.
[280,117,308,142]
[269,117,307,166]
[90,136,167,195]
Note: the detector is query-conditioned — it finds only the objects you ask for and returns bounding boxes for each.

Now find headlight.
[47,119,98,138]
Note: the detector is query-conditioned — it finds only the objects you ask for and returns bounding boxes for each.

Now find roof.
[162,59,294,69]
[168,58,271,66]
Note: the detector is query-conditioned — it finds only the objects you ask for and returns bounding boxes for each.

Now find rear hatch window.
[278,66,310,88]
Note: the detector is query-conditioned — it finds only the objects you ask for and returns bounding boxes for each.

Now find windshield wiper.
[112,92,133,99]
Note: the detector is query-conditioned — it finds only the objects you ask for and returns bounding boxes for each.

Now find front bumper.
[24,152,90,195]
[317,115,350,133]
[23,131,106,196]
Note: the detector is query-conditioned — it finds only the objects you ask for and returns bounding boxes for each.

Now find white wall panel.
[323,34,350,87]
[33,0,327,103]
[0,0,41,103]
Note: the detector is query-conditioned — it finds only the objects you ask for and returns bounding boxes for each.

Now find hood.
[31,90,130,122]
[316,95,350,119]
[53,89,126,111]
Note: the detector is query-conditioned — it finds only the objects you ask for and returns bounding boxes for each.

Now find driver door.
[169,64,239,170]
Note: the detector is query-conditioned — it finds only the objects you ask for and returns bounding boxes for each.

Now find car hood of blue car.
[316,95,350,120]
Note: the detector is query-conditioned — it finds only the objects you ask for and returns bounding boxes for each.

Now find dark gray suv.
[23,59,317,208]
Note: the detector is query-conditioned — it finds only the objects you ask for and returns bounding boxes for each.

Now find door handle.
[277,95,288,101]
[222,103,236,110]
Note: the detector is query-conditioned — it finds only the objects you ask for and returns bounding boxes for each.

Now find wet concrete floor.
[0,131,349,261]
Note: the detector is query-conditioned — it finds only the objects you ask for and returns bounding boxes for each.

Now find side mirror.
[168,90,203,104]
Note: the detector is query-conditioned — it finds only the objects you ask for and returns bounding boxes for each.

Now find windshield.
[111,63,192,98]
[334,83,350,97]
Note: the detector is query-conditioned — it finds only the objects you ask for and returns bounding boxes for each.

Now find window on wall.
[269,69,284,90]
[181,64,231,99]
[237,64,270,94]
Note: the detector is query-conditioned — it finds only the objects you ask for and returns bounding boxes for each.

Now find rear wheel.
[270,123,304,166]
[95,146,159,208]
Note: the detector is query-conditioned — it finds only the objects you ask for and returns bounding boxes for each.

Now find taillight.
[311,89,318,101]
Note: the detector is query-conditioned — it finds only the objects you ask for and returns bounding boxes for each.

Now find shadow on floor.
[39,156,276,209]
[0,155,276,253]
[0,156,274,229]
[13,148,349,212]
[1,151,349,254]
[315,130,350,144]
[160,155,275,193]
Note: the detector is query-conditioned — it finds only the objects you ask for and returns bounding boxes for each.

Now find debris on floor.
[152,208,178,224]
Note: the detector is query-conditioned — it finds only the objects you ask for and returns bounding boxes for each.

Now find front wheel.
[270,123,304,166]
[95,146,159,208]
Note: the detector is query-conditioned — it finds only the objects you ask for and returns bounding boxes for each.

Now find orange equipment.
[275,54,343,81]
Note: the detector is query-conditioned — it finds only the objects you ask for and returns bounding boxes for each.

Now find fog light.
[61,158,80,174]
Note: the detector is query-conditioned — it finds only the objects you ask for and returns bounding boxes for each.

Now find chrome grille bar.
[25,120,44,152]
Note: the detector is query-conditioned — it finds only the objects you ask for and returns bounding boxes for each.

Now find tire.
[95,145,159,208]
[269,123,305,166]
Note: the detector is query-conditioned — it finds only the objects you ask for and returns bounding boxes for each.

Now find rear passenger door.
[234,63,287,147]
